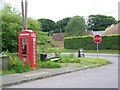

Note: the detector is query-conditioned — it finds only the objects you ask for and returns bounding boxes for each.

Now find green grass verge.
[78,57,111,68]
[1,54,111,76]
[60,48,120,54]
[38,61,61,68]
[59,54,111,68]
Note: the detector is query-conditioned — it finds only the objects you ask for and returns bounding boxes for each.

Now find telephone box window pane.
[22,38,28,45]
[21,38,29,55]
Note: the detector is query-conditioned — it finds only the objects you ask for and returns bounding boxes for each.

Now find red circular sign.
[93,35,102,43]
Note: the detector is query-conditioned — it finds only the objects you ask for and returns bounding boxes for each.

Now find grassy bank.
[1,54,111,76]
[59,54,111,68]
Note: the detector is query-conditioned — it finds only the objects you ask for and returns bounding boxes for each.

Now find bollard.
[78,48,85,57]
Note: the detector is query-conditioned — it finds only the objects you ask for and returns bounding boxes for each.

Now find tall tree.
[1,4,22,53]
[54,17,71,33]
[1,3,40,53]
[87,15,117,31]
[65,16,86,37]
[38,18,55,32]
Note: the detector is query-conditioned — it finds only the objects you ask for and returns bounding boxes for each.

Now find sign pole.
[97,43,98,58]
[93,34,102,58]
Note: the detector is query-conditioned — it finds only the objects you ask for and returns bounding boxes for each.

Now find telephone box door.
[18,30,38,69]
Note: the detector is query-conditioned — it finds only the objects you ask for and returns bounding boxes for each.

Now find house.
[83,30,105,36]
[52,33,65,48]
[83,30,94,36]
[52,33,65,41]
[103,23,120,35]
[92,31,105,35]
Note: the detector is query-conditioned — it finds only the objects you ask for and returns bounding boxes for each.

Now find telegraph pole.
[21,0,28,30]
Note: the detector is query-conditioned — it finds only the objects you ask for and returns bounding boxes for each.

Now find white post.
[97,43,98,58]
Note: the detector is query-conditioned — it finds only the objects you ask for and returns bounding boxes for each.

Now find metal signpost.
[93,35,102,58]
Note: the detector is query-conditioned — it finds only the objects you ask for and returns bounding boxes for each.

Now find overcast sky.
[4,0,120,22]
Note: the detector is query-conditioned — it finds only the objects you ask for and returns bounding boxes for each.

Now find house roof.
[52,33,65,41]
[92,31,105,35]
[83,30,94,36]
[83,30,105,36]
[103,23,120,35]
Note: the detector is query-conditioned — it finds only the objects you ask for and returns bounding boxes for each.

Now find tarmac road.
[8,54,119,88]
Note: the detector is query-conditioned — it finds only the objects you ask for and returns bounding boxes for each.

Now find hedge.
[64,34,120,50]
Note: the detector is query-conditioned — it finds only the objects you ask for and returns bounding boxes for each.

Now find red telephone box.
[18,30,37,69]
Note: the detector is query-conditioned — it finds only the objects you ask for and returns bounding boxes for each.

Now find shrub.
[64,34,120,50]
[9,56,30,73]
[4,51,31,73]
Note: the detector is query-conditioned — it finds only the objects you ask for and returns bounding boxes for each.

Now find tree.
[87,14,117,31]
[1,4,22,52]
[54,17,71,33]
[27,18,40,31]
[38,18,55,32]
[1,3,41,53]
[65,16,86,37]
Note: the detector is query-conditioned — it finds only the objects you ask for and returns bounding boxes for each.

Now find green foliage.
[1,51,111,75]
[37,32,56,53]
[38,61,61,68]
[2,6,22,52]
[54,17,71,33]
[87,14,117,31]
[79,57,111,68]
[58,54,111,68]
[38,18,55,32]
[59,54,81,63]
[0,70,16,75]
[1,3,41,53]
[4,51,31,73]
[27,18,40,31]
[47,48,60,53]
[64,34,120,50]
[9,56,30,73]
[65,16,86,37]
[0,5,22,52]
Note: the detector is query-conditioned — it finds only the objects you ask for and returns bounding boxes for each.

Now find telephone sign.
[18,30,37,69]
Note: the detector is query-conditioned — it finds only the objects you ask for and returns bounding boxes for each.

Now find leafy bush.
[64,34,120,50]
[9,56,30,73]
[4,51,31,73]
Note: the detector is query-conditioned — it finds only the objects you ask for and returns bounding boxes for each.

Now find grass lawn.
[60,48,120,54]
[59,54,111,68]
[1,54,111,76]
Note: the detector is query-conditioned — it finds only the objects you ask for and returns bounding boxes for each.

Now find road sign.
[93,34,102,43]
[93,35,102,58]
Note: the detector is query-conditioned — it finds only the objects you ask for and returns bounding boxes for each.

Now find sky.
[3,0,120,22]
